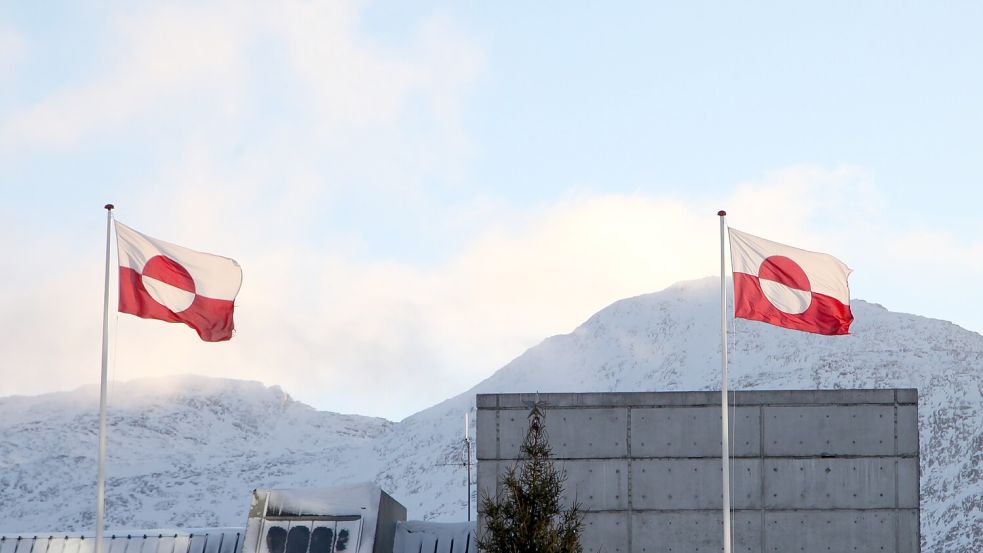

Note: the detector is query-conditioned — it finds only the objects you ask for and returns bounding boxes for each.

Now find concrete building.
[476,389,919,553]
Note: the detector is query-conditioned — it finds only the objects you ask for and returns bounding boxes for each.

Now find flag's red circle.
[140,255,197,313]
[757,255,812,314]
[142,255,196,294]
[758,255,810,292]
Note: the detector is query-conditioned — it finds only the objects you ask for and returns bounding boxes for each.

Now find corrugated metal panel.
[0,530,244,553]
[171,536,190,553]
[2,520,476,553]
[45,537,66,553]
[106,536,128,553]
[62,538,83,553]
[392,522,474,553]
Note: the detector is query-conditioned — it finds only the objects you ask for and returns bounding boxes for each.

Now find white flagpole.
[96,204,114,553]
[718,210,731,553]
[465,412,472,522]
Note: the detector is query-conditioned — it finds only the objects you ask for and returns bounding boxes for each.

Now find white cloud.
[0,1,480,154]
[2,2,981,421]
[0,25,25,70]
[1,7,246,148]
[102,192,725,420]
[3,165,983,419]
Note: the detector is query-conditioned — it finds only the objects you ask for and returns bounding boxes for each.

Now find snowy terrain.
[0,376,392,531]
[2,277,981,551]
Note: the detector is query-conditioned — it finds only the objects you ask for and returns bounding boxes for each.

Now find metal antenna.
[434,412,476,521]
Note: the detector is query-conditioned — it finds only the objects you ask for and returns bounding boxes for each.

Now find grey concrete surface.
[631,406,761,457]
[476,390,919,553]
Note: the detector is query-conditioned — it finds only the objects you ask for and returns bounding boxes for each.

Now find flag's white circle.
[758,255,812,315]
[142,275,196,313]
[760,280,812,314]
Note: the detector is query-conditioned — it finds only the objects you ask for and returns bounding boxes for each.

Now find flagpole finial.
[104,204,114,211]
[717,210,726,217]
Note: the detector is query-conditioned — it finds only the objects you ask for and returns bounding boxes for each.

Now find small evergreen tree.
[477,404,584,553]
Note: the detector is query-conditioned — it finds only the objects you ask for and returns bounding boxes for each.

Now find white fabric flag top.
[115,221,242,341]
[729,227,853,335]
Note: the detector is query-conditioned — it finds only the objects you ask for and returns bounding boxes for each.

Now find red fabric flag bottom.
[119,267,236,342]
[733,273,853,335]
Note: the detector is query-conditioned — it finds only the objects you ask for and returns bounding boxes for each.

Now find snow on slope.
[3,278,982,552]
[0,375,391,532]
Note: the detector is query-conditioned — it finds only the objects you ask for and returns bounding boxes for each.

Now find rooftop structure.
[0,485,474,553]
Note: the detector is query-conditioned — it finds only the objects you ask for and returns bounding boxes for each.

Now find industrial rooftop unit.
[242,484,405,553]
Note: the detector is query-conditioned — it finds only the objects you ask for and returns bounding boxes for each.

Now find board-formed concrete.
[476,390,919,553]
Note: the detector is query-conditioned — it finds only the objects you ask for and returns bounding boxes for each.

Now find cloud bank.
[1,3,981,420]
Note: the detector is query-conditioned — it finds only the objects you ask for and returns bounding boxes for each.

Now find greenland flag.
[729,228,853,335]
[115,222,242,342]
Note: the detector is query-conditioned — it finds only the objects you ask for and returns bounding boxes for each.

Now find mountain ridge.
[2,278,982,552]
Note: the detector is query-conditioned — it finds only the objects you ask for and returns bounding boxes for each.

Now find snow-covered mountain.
[0,376,392,531]
[3,277,982,552]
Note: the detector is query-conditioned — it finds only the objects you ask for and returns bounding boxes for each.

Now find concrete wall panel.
[898,404,920,455]
[763,405,895,456]
[737,389,898,405]
[896,389,918,404]
[499,408,627,459]
[560,460,629,510]
[631,407,760,457]
[764,511,895,553]
[476,460,499,504]
[764,458,896,509]
[475,394,497,408]
[477,459,632,512]
[581,512,629,553]
[475,409,497,460]
[898,458,920,508]
[898,509,920,553]
[632,459,760,509]
[632,511,761,553]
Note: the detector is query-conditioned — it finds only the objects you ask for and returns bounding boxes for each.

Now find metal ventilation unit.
[242,484,406,553]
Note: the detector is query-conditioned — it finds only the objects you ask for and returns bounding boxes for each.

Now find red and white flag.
[115,222,242,342]
[729,228,852,335]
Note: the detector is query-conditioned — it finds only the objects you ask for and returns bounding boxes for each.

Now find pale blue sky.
[1,2,981,419]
